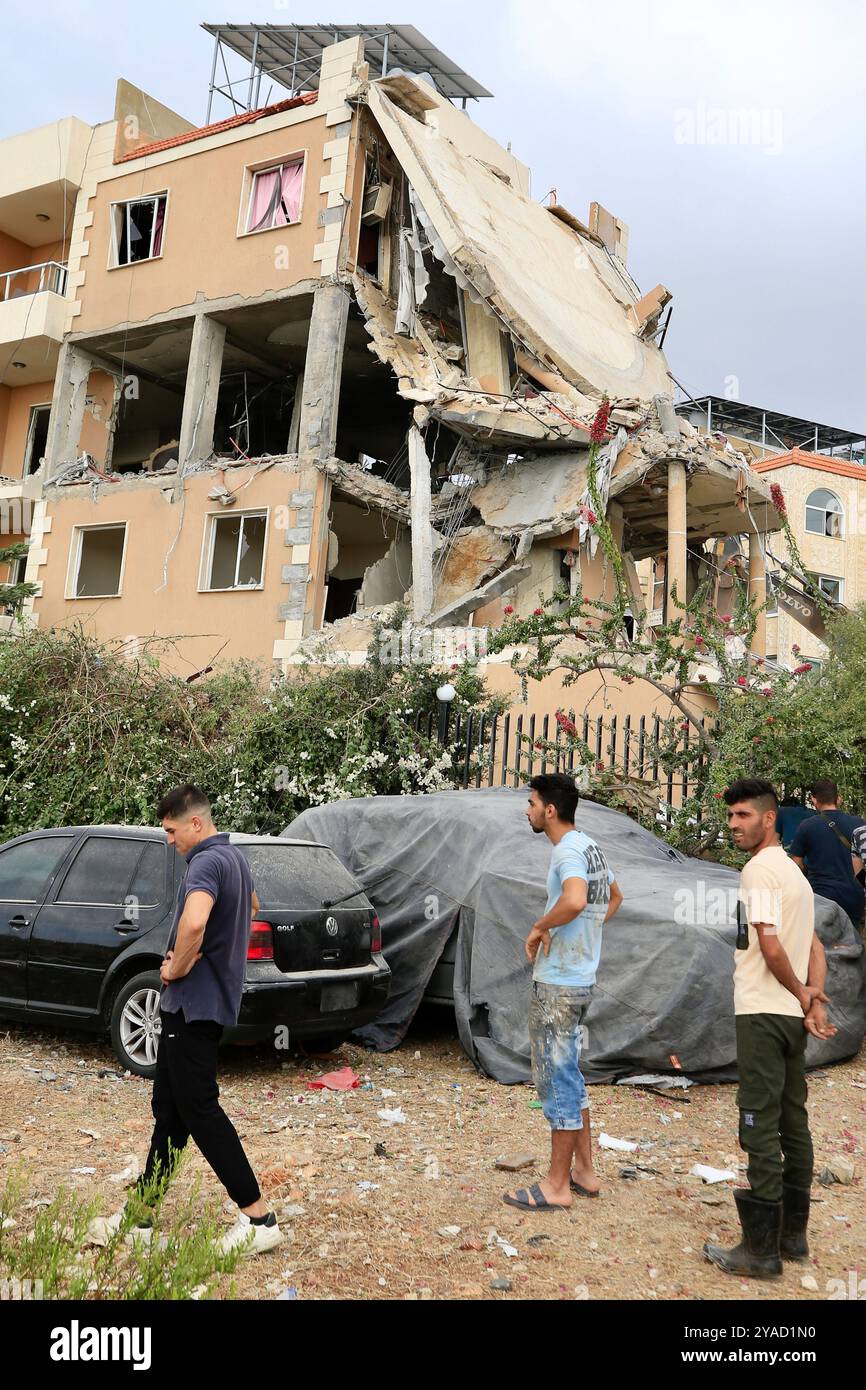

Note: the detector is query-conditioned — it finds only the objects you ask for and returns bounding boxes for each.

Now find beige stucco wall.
[31,462,327,676]
[68,39,366,336]
[759,461,866,665]
[0,380,55,477]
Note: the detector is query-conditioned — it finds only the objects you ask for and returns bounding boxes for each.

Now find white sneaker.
[86,1209,161,1248]
[218,1213,283,1258]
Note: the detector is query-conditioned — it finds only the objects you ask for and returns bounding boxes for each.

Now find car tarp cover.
[283,788,866,1084]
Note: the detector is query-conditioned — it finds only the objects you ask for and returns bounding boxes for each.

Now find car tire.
[110,971,163,1078]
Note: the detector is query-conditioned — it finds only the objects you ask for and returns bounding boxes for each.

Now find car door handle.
[113,922,138,934]
[8,915,30,930]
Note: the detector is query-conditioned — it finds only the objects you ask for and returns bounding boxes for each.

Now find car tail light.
[371,914,382,953]
[247,921,274,961]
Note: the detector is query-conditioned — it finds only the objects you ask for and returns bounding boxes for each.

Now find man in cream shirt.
[704,778,835,1279]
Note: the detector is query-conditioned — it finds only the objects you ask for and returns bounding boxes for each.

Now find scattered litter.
[620,1164,661,1180]
[276,1287,299,1300]
[379,1088,397,1098]
[800,1275,819,1291]
[438,1226,461,1237]
[307,1067,359,1092]
[41,1071,57,1082]
[494,1153,538,1172]
[189,1285,208,1301]
[617,1073,694,1091]
[599,1134,638,1153]
[263,1118,292,1134]
[374,1142,388,1157]
[1,1218,16,1230]
[658,1115,671,1125]
[490,1277,512,1291]
[78,1129,101,1140]
[356,1181,380,1193]
[690,1164,737,1184]
[528,1100,543,1110]
[526,1234,551,1248]
[70,1167,96,1175]
[486,1229,518,1258]
[281,1205,306,1218]
[377,1108,406,1125]
[109,1156,140,1184]
[361,1082,374,1091]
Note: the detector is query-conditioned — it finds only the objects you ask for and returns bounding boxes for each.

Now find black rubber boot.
[780,1185,810,1261]
[703,1188,783,1278]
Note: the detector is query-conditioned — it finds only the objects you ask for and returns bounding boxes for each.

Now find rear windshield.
[236,843,366,910]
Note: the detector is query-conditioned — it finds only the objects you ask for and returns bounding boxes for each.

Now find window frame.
[199,507,269,593]
[23,402,52,475]
[54,836,161,909]
[808,572,844,605]
[804,488,844,538]
[238,152,307,238]
[109,192,169,269]
[66,522,128,600]
[0,835,76,904]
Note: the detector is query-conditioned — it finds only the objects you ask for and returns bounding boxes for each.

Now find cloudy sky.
[5,0,864,432]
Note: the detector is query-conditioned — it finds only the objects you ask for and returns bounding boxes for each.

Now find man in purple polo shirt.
[90,785,281,1256]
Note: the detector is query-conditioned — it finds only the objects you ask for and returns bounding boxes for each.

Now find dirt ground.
[0,1010,862,1301]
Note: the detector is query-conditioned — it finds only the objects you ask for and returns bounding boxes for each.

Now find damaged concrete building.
[1,23,781,715]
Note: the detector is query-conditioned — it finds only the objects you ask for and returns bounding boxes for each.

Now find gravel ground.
[0,1010,862,1301]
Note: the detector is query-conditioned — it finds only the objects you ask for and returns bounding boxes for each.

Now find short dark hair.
[156,784,212,821]
[811,778,838,804]
[529,773,579,823]
[723,778,778,814]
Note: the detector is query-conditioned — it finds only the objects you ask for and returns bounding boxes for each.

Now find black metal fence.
[413,707,715,821]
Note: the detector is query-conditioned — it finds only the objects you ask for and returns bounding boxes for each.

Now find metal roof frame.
[201,22,493,122]
[675,393,866,459]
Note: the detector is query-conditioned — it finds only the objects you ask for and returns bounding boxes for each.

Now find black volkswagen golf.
[0,826,390,1076]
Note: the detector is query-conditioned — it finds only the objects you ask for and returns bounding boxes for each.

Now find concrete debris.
[428,563,531,628]
[432,527,512,613]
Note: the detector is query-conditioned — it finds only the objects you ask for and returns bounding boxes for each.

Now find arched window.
[805,488,844,537]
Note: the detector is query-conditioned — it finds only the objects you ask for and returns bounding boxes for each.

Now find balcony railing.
[1,260,67,301]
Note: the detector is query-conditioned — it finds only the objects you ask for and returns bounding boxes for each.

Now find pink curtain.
[276,162,303,225]
[248,163,303,231]
[248,169,280,232]
[152,198,166,256]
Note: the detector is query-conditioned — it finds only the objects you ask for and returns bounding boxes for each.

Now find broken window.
[70,525,126,598]
[807,572,843,604]
[111,194,168,267]
[804,488,843,538]
[245,160,304,233]
[205,511,267,591]
[23,403,51,475]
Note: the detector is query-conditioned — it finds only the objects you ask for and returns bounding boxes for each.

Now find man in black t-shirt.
[790,779,865,927]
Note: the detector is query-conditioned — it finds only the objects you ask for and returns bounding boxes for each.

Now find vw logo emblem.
[325,916,339,936]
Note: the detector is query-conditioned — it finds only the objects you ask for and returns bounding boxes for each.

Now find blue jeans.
[529,981,593,1130]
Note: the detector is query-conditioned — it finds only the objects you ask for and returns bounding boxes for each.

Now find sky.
[4,0,865,432]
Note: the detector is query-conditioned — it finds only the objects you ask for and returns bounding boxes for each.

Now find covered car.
[284,787,866,1084]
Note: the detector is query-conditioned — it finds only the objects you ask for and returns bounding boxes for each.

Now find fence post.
[623,714,631,776]
[514,714,524,787]
[500,713,511,786]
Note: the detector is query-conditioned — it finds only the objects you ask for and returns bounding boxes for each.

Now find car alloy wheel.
[120,985,162,1069]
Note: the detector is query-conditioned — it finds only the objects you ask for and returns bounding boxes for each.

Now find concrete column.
[666,459,688,615]
[297,284,349,459]
[44,341,93,477]
[178,314,226,468]
[748,531,767,657]
[463,292,511,395]
[408,425,434,620]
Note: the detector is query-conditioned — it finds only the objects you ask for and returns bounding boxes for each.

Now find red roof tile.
[115,92,319,163]
[753,447,866,483]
